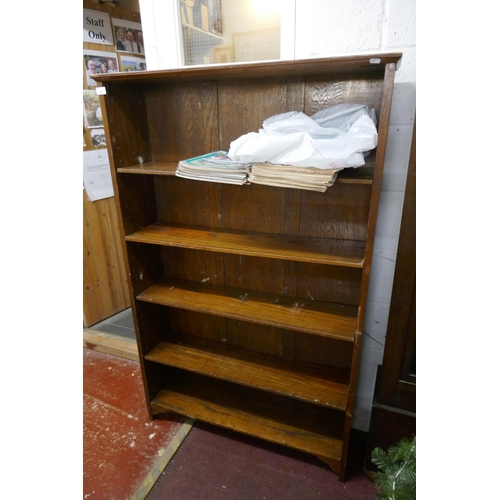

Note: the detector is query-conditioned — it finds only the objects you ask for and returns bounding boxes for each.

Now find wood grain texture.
[146,82,220,161]
[167,308,228,342]
[136,277,358,341]
[117,162,374,183]
[126,223,366,267]
[221,183,286,233]
[118,161,177,175]
[304,75,384,118]
[225,320,284,357]
[300,184,372,241]
[145,338,350,409]
[92,53,401,85]
[151,371,345,460]
[155,177,222,228]
[83,328,139,361]
[96,54,402,480]
[218,78,289,148]
[83,192,130,326]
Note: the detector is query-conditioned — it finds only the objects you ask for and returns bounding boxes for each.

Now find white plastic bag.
[228,104,378,169]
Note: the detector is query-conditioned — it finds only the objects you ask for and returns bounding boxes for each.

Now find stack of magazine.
[176,151,252,185]
[248,162,343,192]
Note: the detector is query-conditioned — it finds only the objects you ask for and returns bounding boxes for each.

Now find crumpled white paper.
[228,104,378,169]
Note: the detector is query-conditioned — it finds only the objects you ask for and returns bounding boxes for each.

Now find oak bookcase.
[93,53,401,481]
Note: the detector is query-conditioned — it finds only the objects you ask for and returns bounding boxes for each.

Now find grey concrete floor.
[91,308,136,340]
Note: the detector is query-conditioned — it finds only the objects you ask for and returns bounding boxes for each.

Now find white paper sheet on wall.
[83,149,114,201]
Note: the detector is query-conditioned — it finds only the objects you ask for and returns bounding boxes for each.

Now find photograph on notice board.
[83,49,119,86]
[120,55,147,72]
[91,129,107,147]
[83,90,103,128]
[112,18,144,54]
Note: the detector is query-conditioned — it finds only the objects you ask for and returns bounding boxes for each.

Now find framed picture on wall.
[119,55,147,72]
[83,50,119,86]
[112,18,144,54]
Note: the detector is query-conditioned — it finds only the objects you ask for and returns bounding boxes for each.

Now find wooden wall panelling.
[83,192,130,326]
[83,0,143,326]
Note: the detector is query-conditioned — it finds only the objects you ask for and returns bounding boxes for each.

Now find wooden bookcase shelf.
[150,371,346,462]
[93,53,401,481]
[137,276,358,341]
[117,161,375,184]
[126,223,366,267]
[145,335,350,409]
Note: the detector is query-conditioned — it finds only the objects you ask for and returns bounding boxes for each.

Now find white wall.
[292,0,416,431]
[138,0,416,432]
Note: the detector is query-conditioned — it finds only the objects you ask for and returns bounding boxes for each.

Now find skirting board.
[83,328,139,362]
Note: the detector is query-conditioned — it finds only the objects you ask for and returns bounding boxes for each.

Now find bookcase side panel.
[127,242,165,297]
[145,81,220,162]
[118,174,158,235]
[103,83,151,169]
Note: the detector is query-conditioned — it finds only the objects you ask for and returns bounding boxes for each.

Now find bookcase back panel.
[168,308,227,342]
[157,310,354,371]
[226,320,285,357]
[304,74,385,118]
[297,263,362,307]
[217,77,302,149]
[152,305,353,372]
[223,254,287,295]
[221,184,287,234]
[292,332,354,370]
[155,177,222,227]
[160,246,360,307]
[146,82,220,162]
[162,247,225,286]
[300,184,372,241]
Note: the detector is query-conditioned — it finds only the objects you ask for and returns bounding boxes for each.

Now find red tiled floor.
[83,348,187,500]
